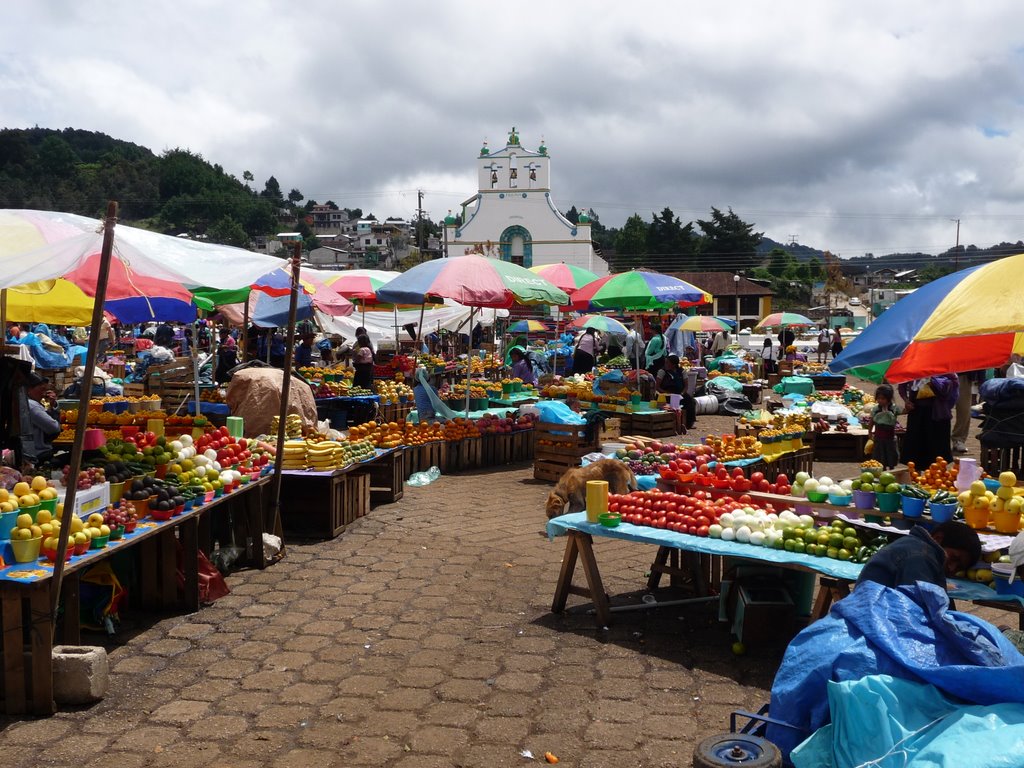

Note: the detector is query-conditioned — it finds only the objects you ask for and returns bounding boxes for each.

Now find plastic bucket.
[10,536,41,563]
[993,509,1021,534]
[853,490,876,510]
[0,511,20,540]
[929,501,957,523]
[38,497,58,514]
[668,394,682,409]
[965,504,990,529]
[109,482,125,504]
[876,493,901,514]
[901,496,926,518]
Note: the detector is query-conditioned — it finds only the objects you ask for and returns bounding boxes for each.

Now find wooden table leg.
[646,546,671,590]
[811,577,851,621]
[2,585,26,714]
[575,534,611,626]
[181,517,200,613]
[552,533,582,614]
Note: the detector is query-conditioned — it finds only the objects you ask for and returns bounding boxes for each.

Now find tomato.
[775,473,789,486]
[750,471,765,484]
[697,525,709,537]
[738,494,753,504]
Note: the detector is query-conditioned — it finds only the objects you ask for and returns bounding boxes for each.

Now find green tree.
[242,170,254,188]
[695,207,763,272]
[36,135,78,178]
[766,247,793,278]
[647,207,698,271]
[564,205,580,224]
[206,216,250,248]
[613,214,648,270]
[288,188,304,207]
[261,176,284,205]
[807,256,824,281]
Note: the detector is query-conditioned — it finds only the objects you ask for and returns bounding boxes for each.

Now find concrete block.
[52,645,109,704]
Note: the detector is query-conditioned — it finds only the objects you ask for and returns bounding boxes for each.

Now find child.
[869,384,901,469]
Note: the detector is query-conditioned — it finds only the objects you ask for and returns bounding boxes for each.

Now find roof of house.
[668,271,774,296]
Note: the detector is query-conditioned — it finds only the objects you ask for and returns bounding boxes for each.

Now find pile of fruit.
[907,458,958,493]
[441,418,481,441]
[848,470,901,495]
[348,421,406,449]
[608,488,736,535]
[416,354,447,370]
[691,466,792,495]
[270,413,304,439]
[612,441,696,477]
[277,437,376,470]
[709,370,753,383]
[0,476,58,512]
[348,386,374,396]
[792,473,854,500]
[199,389,226,403]
[62,466,105,490]
[653,444,718,480]
[375,380,413,403]
[705,434,762,462]
[314,380,349,398]
[959,472,1021,518]
[123,476,165,503]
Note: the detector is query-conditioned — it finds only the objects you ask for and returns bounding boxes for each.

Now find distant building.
[442,128,607,274]
[668,272,773,330]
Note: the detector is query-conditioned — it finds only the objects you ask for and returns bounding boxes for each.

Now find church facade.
[443,128,607,275]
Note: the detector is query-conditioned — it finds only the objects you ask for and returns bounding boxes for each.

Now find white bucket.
[695,395,718,415]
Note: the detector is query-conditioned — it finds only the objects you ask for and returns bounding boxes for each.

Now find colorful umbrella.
[671,315,735,333]
[755,312,815,329]
[569,314,629,335]
[508,319,547,334]
[570,269,711,311]
[376,255,568,308]
[829,257,1024,383]
[319,271,389,300]
[528,263,599,292]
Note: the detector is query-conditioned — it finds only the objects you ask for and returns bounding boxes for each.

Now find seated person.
[857,521,981,590]
[24,372,60,467]
[655,355,696,431]
[508,346,537,387]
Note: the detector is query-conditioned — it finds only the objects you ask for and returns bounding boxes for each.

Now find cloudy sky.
[4,1,1024,262]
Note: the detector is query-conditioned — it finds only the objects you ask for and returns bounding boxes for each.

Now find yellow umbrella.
[3,279,95,324]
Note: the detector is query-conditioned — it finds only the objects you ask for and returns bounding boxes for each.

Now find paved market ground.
[0,411,1002,768]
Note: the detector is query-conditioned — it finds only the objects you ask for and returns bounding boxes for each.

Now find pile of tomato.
[608,489,780,537]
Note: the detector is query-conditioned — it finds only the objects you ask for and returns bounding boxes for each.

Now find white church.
[442,128,609,275]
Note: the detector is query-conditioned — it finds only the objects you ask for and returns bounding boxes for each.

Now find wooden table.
[0,477,268,716]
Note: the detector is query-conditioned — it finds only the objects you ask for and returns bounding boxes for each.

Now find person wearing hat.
[24,372,60,466]
[509,346,537,387]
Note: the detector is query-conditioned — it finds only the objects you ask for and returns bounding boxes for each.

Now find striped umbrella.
[755,312,815,329]
[529,263,599,292]
[508,319,547,333]
[671,315,735,333]
[830,255,1024,382]
[569,314,629,336]
[570,269,711,311]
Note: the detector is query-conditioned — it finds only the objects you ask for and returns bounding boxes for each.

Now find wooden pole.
[0,288,6,341]
[49,201,118,628]
[464,307,477,415]
[266,242,301,564]
[241,300,249,362]
[415,301,426,352]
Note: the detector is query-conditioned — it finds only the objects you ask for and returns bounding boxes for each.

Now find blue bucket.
[901,496,926,518]
[929,501,957,523]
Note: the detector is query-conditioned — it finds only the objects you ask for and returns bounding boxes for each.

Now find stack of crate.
[533,421,601,483]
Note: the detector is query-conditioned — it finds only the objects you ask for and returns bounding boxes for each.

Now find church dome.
[444,210,457,225]
[577,209,590,224]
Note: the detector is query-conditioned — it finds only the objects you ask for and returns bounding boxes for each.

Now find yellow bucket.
[586,480,609,524]
[10,536,41,563]
[993,509,1021,534]
[964,505,991,530]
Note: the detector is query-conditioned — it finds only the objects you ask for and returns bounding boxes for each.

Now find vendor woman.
[509,347,537,387]
[23,372,60,466]
[655,355,696,432]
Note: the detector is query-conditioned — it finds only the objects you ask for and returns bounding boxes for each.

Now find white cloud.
[3,0,1024,256]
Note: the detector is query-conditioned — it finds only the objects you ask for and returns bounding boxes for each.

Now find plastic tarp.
[980,377,1024,405]
[707,375,743,393]
[313,303,507,347]
[792,675,1024,768]
[768,580,1024,762]
[533,400,586,426]
[773,376,815,395]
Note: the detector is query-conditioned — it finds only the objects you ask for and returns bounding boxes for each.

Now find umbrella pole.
[1,288,6,341]
[49,201,119,632]
[267,242,302,565]
[415,301,425,353]
[465,306,475,415]
[241,301,248,362]
[192,321,201,418]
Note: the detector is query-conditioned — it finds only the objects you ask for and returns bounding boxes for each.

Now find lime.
[837,548,851,561]
[827,547,839,559]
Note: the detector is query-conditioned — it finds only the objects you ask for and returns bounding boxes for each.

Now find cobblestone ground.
[0,407,1002,767]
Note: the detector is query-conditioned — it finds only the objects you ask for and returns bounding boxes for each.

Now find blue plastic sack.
[980,377,1024,404]
[14,332,70,369]
[592,369,625,396]
[768,581,1024,761]
[793,675,1024,768]
[534,400,585,425]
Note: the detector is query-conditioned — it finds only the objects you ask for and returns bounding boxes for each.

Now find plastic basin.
[806,491,828,503]
[853,490,876,510]
[10,536,41,563]
[598,513,621,528]
[828,493,852,507]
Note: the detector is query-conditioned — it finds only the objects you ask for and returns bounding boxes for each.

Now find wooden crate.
[533,421,600,483]
[480,433,515,467]
[379,402,413,424]
[811,431,867,462]
[280,469,368,539]
[0,580,53,716]
[512,428,536,461]
[621,411,677,438]
[445,437,483,473]
[981,444,1024,477]
[404,441,447,478]
[123,382,147,397]
[366,449,405,505]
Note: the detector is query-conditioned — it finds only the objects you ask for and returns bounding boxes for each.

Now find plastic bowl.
[0,510,20,540]
[73,539,90,556]
[38,497,58,514]
[806,490,829,503]
[598,513,622,528]
[984,478,1002,493]
[929,501,957,523]
[10,536,42,563]
[109,525,125,541]
[149,507,174,521]
[828,493,852,507]
[901,496,926,518]
[90,534,110,549]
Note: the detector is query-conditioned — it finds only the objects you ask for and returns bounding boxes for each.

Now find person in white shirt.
[623,323,643,368]
[817,326,830,363]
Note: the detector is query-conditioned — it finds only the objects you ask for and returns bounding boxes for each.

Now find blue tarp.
[768,580,1024,762]
[793,675,1024,768]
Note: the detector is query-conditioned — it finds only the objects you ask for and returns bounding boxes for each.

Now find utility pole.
[416,189,424,259]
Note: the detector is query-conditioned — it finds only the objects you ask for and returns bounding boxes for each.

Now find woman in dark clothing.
[655,355,696,431]
[898,374,959,468]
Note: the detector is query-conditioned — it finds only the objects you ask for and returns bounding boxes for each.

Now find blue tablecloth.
[545,512,1021,604]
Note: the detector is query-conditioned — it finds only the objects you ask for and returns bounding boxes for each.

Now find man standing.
[816,326,830,363]
[952,370,983,453]
[623,322,643,369]
[23,372,60,467]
